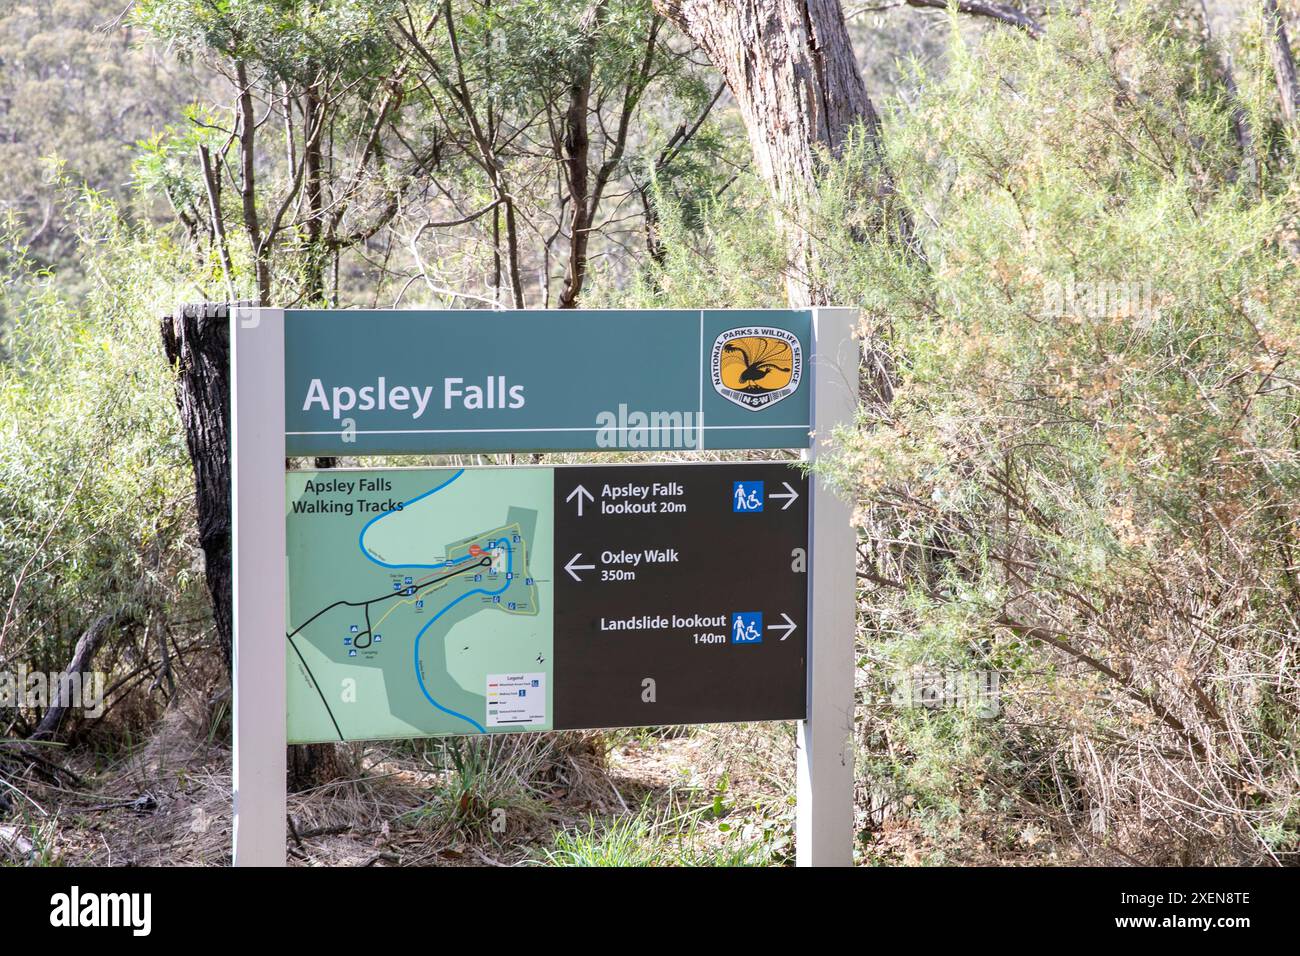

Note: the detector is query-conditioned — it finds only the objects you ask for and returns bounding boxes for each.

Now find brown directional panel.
[553,462,809,731]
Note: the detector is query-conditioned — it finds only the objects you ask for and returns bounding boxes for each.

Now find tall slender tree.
[652,0,904,305]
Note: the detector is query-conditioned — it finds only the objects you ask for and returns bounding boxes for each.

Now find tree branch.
[905,0,1043,38]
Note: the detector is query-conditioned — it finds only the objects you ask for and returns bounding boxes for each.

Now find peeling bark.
[653,0,902,305]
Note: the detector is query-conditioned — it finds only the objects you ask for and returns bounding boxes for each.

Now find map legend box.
[486,673,547,726]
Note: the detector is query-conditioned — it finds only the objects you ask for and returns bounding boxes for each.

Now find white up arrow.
[566,484,594,516]
[768,481,800,511]
[564,553,596,582]
[766,613,798,640]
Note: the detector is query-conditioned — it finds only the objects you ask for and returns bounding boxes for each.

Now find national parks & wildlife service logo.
[711,327,802,411]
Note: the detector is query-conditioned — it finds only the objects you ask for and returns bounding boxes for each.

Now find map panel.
[286,468,553,743]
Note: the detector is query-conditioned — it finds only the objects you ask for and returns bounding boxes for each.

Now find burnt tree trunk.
[162,302,346,789]
[161,303,234,670]
[652,0,905,306]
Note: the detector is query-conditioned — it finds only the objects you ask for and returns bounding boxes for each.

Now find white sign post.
[229,305,857,867]
[798,307,858,867]
[231,306,287,867]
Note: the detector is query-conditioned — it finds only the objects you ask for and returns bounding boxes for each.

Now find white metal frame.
[797,307,858,866]
[231,306,287,867]
[229,305,857,867]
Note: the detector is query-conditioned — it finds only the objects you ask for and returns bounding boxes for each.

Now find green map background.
[286,467,554,742]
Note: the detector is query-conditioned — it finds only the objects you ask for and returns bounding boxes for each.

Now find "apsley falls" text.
[302,375,526,419]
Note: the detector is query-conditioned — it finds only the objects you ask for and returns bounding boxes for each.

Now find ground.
[2,670,1070,867]
[4,679,806,867]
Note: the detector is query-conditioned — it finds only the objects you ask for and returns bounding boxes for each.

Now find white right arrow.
[768,481,800,511]
[564,553,596,582]
[566,484,594,516]
[766,613,797,640]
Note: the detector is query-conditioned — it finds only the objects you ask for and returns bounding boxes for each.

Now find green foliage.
[7,0,1300,868]
[124,0,728,309]
[839,3,1300,863]
[134,0,401,75]
[0,808,62,867]
[0,193,203,728]
[536,798,779,867]
[0,0,202,282]
[586,169,789,309]
[398,735,553,839]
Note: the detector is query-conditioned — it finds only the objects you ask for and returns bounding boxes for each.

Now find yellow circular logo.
[711,327,803,410]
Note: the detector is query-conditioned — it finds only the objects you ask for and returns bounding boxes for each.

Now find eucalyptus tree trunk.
[652,0,901,306]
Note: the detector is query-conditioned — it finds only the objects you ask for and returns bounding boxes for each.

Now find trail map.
[285,468,553,743]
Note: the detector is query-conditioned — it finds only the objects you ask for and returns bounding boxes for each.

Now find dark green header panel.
[283,309,812,455]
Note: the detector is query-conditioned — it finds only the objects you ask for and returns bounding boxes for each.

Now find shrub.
[0,195,206,740]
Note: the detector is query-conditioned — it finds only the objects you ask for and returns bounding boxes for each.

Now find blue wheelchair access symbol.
[733,481,764,512]
[731,612,763,644]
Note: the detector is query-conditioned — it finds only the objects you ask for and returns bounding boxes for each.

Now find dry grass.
[6,671,808,867]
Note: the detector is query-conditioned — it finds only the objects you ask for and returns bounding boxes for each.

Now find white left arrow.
[564,553,596,582]
[566,484,594,516]
[768,481,800,511]
[766,613,797,641]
